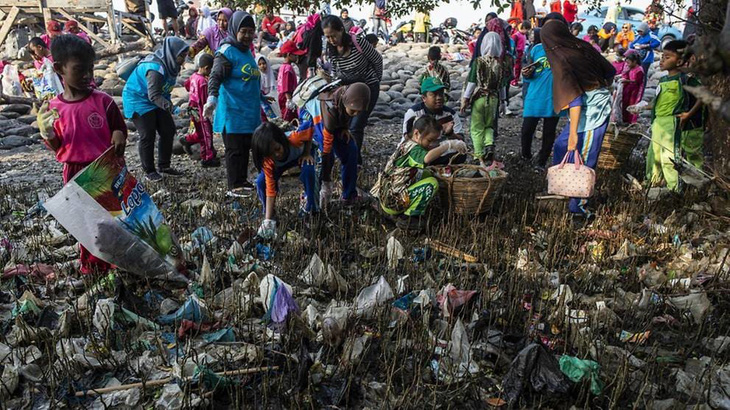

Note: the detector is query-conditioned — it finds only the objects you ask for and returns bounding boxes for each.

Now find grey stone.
[448,91,462,101]
[390,84,404,92]
[377,93,392,103]
[1,104,31,115]
[402,87,419,97]
[379,84,390,91]
[16,115,36,125]
[386,91,404,100]
[0,135,33,149]
[5,125,35,137]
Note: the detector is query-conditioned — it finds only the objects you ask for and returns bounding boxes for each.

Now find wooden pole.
[0,6,20,49]
[106,0,118,44]
[425,239,478,263]
[56,8,111,49]
[73,366,279,397]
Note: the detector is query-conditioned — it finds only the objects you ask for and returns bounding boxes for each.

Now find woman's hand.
[459,98,469,114]
[567,130,579,151]
[299,154,314,166]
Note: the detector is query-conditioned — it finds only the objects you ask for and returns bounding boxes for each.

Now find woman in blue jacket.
[204,11,261,197]
[629,22,660,88]
[520,28,559,171]
[122,37,189,182]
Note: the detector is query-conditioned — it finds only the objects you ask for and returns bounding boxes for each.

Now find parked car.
[576,6,683,49]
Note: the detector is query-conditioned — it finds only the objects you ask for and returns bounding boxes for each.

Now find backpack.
[292,75,342,108]
[116,56,142,81]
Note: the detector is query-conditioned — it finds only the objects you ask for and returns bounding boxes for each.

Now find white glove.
[257,219,277,240]
[320,181,333,208]
[440,139,468,154]
[37,101,58,140]
[627,101,648,114]
[285,99,296,110]
[203,97,217,119]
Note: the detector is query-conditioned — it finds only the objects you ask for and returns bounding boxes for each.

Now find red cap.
[280,41,306,55]
[64,20,79,30]
[46,20,62,33]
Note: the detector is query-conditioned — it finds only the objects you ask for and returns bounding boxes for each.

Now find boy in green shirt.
[631,40,705,191]
[371,116,467,231]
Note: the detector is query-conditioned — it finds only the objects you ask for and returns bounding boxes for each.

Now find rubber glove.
[203,96,218,119]
[37,101,58,140]
[257,219,277,240]
[320,181,333,209]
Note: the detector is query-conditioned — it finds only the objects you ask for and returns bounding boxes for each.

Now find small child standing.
[371,116,466,231]
[179,53,219,167]
[422,46,451,92]
[620,52,644,124]
[631,40,704,191]
[511,20,530,87]
[278,41,304,122]
[612,47,627,76]
[461,32,504,166]
[37,34,127,274]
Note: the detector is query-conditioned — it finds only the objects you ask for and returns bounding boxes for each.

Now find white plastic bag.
[1,64,23,97]
[354,276,394,317]
[32,59,64,101]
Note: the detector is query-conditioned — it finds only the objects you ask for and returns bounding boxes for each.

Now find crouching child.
[252,122,318,240]
[371,116,467,231]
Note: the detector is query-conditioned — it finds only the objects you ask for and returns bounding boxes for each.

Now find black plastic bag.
[502,343,571,404]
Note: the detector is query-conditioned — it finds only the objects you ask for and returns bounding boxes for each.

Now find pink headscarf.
[486,18,507,57]
[202,7,234,51]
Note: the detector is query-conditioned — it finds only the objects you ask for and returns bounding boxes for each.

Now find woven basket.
[430,164,508,215]
[597,123,643,170]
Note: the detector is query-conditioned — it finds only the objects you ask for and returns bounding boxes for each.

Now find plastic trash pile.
[0,167,729,407]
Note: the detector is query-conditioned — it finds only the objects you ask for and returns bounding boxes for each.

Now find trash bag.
[355,276,394,317]
[31,59,63,101]
[260,274,298,323]
[667,290,711,324]
[1,64,23,97]
[158,294,210,325]
[502,343,571,404]
[559,355,604,395]
[436,284,477,318]
[45,148,188,283]
[386,236,404,269]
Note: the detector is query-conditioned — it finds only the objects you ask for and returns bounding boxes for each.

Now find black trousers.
[520,116,559,167]
[132,108,175,174]
[349,81,380,164]
[222,132,252,189]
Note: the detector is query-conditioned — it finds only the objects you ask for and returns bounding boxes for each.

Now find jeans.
[320,137,359,199]
[255,157,318,214]
[641,62,651,89]
[553,119,609,215]
[222,132,252,189]
[132,108,176,174]
[371,17,388,36]
[520,116,559,166]
[349,81,380,164]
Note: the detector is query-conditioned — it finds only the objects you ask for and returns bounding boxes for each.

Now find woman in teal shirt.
[204,11,262,197]
[520,28,559,170]
[122,37,189,181]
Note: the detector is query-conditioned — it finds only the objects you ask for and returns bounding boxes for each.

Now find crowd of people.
[30,3,705,273]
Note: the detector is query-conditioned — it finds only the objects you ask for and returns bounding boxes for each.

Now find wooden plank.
[56,7,111,48]
[120,19,148,41]
[0,9,7,20]
[37,0,52,28]
[106,1,117,43]
[0,6,20,49]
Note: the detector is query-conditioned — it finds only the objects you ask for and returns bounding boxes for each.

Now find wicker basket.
[597,123,643,170]
[430,164,508,215]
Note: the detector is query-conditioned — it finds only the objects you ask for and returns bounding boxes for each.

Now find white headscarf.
[257,55,276,95]
[480,32,503,58]
[197,6,215,36]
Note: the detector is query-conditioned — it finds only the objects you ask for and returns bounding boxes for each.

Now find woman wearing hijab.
[294,83,371,207]
[541,18,615,221]
[197,6,216,36]
[204,11,261,197]
[461,32,505,166]
[520,27,559,171]
[322,15,383,165]
[188,7,233,57]
[122,37,189,182]
[185,7,199,39]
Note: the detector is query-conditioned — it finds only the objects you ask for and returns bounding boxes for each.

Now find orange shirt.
[615,31,635,49]
[262,128,313,198]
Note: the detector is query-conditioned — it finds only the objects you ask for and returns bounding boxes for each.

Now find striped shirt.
[328,34,383,86]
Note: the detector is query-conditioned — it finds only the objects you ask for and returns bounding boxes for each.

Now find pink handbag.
[547,151,596,198]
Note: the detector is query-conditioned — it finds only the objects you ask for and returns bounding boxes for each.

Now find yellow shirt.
[414,12,430,33]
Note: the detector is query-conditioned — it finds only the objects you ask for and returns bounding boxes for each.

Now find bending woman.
[541,17,615,221]
[295,83,371,207]
[188,7,233,57]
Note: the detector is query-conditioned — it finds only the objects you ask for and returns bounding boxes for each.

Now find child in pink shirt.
[278,41,305,122]
[179,53,219,167]
[64,20,92,44]
[511,21,530,86]
[38,34,127,275]
[621,52,645,124]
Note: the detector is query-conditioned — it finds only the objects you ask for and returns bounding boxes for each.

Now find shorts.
[157,0,178,19]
